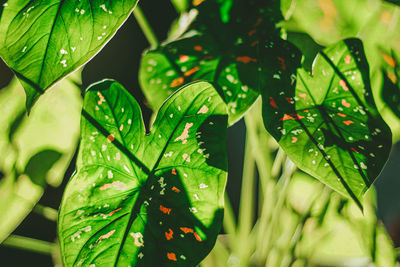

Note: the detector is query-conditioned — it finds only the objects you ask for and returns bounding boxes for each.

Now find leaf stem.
[170,0,187,13]
[33,204,58,222]
[235,121,257,266]
[1,235,54,255]
[223,194,236,236]
[133,5,159,48]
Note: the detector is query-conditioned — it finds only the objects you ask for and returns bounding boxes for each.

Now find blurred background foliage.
[2,0,400,266]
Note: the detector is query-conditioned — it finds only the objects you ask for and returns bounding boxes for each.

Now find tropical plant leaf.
[261,38,392,208]
[0,75,81,243]
[0,0,138,111]
[58,80,228,266]
[139,0,300,125]
[380,50,400,119]
[385,0,400,6]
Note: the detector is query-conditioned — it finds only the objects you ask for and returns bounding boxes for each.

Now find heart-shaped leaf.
[0,0,138,111]
[139,0,299,125]
[261,39,392,209]
[58,80,228,266]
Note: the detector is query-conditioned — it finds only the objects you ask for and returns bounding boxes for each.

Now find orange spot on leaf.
[192,0,205,6]
[342,99,351,108]
[250,40,259,47]
[170,77,184,88]
[98,230,115,241]
[160,205,172,215]
[171,169,177,175]
[194,232,202,242]
[167,252,177,261]
[291,137,298,143]
[299,93,306,100]
[97,92,106,105]
[184,66,199,76]
[280,114,305,121]
[339,80,349,91]
[248,29,257,36]
[108,208,122,217]
[337,113,347,117]
[107,134,115,143]
[194,45,203,51]
[236,56,257,63]
[165,229,174,240]
[388,72,398,84]
[172,186,180,193]
[180,227,194,234]
[383,54,396,67]
[344,55,351,64]
[179,55,189,63]
[343,120,354,126]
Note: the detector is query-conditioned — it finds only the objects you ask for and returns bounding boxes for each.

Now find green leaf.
[0,0,138,111]
[24,149,62,186]
[0,74,81,243]
[58,80,228,266]
[261,39,392,209]
[140,0,300,125]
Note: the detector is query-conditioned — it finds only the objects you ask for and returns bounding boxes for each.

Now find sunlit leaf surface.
[0,76,81,243]
[0,0,138,111]
[59,80,228,266]
[262,39,392,208]
[139,0,300,125]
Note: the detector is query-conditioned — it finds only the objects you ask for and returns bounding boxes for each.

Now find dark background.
[1,1,400,266]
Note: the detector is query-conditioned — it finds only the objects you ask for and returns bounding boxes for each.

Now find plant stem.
[170,0,187,13]
[1,235,54,255]
[223,194,236,237]
[33,204,58,222]
[262,158,297,266]
[236,120,257,266]
[133,5,159,48]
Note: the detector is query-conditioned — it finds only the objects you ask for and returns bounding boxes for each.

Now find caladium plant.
[139,0,301,125]
[261,38,392,209]
[58,80,228,266]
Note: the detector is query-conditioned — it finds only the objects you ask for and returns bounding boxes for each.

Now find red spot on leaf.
[194,45,203,51]
[343,120,354,125]
[285,97,294,104]
[170,77,184,88]
[160,205,172,215]
[236,56,257,63]
[351,147,359,153]
[269,97,278,108]
[165,229,174,240]
[167,252,177,261]
[277,57,287,70]
[171,169,177,175]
